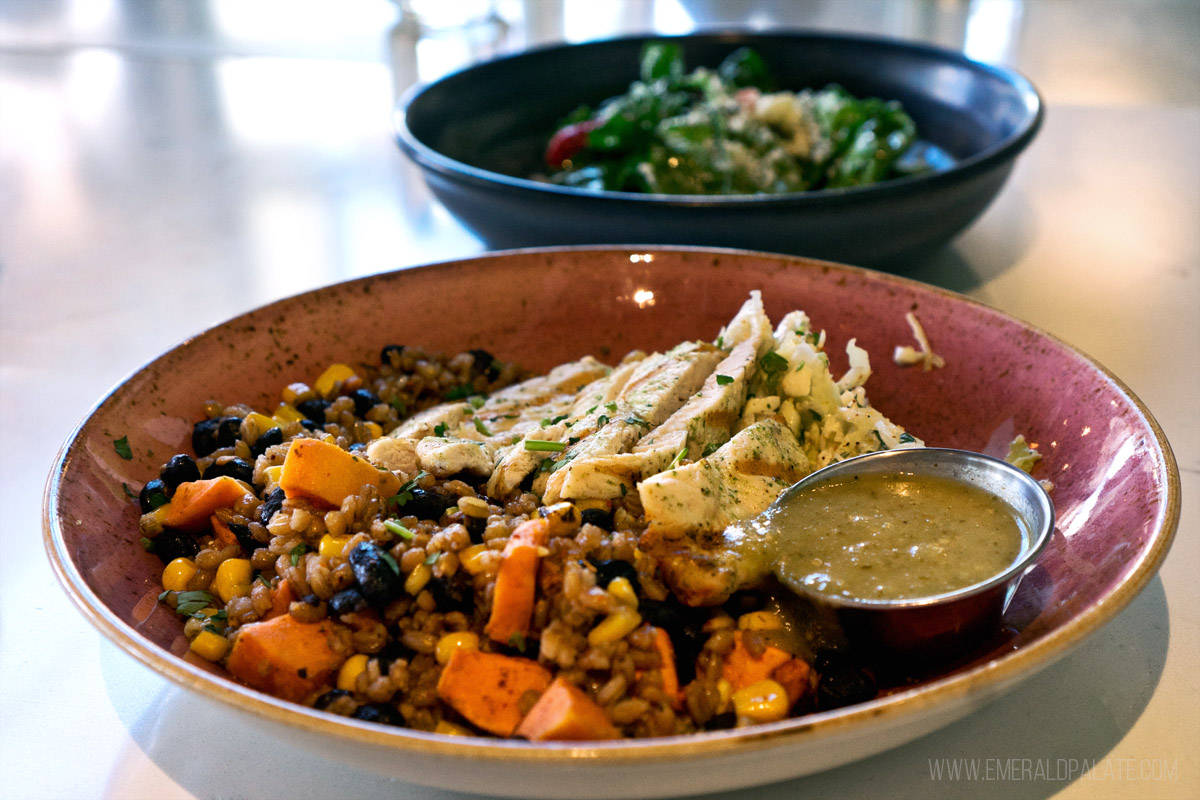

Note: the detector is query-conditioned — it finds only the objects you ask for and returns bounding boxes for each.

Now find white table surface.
[1,1,1196,798]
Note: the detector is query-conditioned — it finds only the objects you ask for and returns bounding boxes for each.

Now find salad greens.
[542,43,928,195]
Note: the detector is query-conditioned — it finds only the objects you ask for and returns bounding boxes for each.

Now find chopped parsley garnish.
[899,432,916,443]
[716,335,725,349]
[444,385,473,400]
[383,519,415,540]
[524,439,566,452]
[433,422,448,437]
[289,543,309,566]
[758,351,789,383]
[624,416,650,429]
[473,418,492,436]
[468,395,486,409]
[389,397,408,416]
[702,442,721,457]
[597,414,610,427]
[380,550,401,575]
[507,631,526,652]
[540,414,568,428]
[668,448,688,469]
[139,537,155,552]
[604,401,618,412]
[168,590,216,617]
[424,552,441,566]
[715,374,734,386]
[113,436,133,460]
[122,483,138,499]
[872,430,887,449]
[389,471,430,509]
[147,491,168,509]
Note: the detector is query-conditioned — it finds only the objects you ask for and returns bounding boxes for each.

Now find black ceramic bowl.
[395,31,1042,268]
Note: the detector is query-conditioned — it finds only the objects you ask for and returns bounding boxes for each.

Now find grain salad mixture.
[135,292,922,740]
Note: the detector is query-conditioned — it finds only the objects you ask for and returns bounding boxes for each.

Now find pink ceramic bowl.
[44,248,1179,799]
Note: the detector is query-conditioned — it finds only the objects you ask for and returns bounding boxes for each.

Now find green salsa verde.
[749,472,1026,602]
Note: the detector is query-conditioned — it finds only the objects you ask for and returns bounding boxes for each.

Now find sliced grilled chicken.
[637,419,811,606]
[485,356,647,499]
[541,340,725,502]
[389,356,610,441]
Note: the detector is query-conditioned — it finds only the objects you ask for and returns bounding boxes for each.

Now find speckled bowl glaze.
[45,248,1178,799]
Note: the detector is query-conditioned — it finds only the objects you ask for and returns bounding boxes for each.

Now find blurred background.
[2,0,1196,300]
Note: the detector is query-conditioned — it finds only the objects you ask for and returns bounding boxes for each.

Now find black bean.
[399,487,453,521]
[464,515,486,544]
[380,344,405,366]
[350,388,381,417]
[250,426,283,458]
[579,507,613,530]
[590,558,639,594]
[348,442,367,452]
[299,419,321,431]
[258,487,285,526]
[468,348,502,381]
[370,640,414,673]
[348,543,403,606]
[160,454,201,491]
[299,593,321,607]
[296,398,331,423]
[153,529,201,564]
[814,651,877,710]
[352,704,405,727]
[138,479,170,514]
[704,711,737,730]
[206,456,254,485]
[225,520,259,554]
[429,574,474,615]
[639,598,705,684]
[328,587,368,616]
[314,689,353,711]
[192,416,241,458]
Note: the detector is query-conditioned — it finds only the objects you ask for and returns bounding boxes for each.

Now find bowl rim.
[394,29,1045,207]
[767,447,1056,610]
[43,246,1177,769]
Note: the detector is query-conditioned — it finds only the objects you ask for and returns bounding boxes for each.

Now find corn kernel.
[363,421,383,440]
[405,562,432,595]
[459,544,490,575]
[264,465,283,485]
[189,629,230,661]
[319,533,353,559]
[607,576,638,609]
[281,382,313,405]
[214,558,253,603]
[435,631,480,665]
[738,611,783,631]
[162,557,198,592]
[273,402,305,425]
[587,608,642,646]
[434,719,472,736]
[731,679,790,724]
[240,412,277,446]
[315,363,357,397]
[337,653,369,691]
